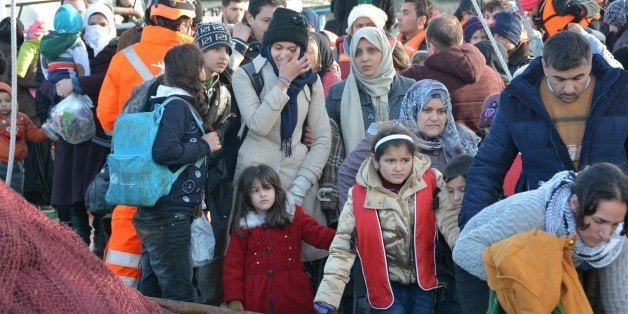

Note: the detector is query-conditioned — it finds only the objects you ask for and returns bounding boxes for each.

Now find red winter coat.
[400,43,504,134]
[223,206,335,314]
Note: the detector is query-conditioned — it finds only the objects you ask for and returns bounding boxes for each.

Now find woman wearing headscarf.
[398,79,481,171]
[326,26,415,154]
[51,3,119,257]
[307,32,341,97]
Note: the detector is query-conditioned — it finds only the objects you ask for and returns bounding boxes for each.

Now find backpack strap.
[122,46,154,82]
[156,96,207,170]
[242,62,264,97]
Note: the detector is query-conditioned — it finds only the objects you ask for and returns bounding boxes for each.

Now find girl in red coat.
[223,164,336,313]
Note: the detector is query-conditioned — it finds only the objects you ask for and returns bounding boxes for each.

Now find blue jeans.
[133,209,194,301]
[372,281,433,314]
[0,161,25,195]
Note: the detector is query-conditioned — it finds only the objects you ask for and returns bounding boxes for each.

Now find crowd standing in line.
[0,0,626,313]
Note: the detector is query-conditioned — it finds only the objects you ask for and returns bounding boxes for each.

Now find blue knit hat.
[54,4,83,33]
[463,17,484,43]
[490,11,521,46]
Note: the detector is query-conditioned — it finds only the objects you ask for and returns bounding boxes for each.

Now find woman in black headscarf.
[306,32,341,97]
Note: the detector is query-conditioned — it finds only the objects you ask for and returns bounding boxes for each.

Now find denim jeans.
[55,204,90,244]
[133,209,194,302]
[454,263,489,314]
[0,161,25,195]
[371,281,433,314]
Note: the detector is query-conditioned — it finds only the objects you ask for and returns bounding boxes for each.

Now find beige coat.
[233,56,332,261]
[315,154,459,307]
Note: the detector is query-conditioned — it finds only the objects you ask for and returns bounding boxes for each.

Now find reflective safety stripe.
[105,249,141,268]
[118,275,138,288]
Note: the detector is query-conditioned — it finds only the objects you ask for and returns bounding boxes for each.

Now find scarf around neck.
[399,79,480,161]
[260,44,316,157]
[340,27,395,152]
[40,31,80,61]
[543,171,625,268]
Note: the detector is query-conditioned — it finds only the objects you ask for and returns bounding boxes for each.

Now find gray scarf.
[340,27,395,152]
[543,171,624,268]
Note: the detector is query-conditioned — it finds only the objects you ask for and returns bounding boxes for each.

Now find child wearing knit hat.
[463,17,488,44]
[0,82,49,195]
[194,22,234,129]
[17,19,47,79]
[40,4,90,84]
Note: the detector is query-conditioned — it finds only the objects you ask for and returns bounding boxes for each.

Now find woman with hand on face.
[231,8,331,262]
[326,26,415,154]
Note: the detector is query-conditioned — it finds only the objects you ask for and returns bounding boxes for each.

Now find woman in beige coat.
[232,8,331,261]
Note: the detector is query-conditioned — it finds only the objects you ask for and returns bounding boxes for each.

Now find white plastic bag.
[191,214,215,267]
[48,94,95,144]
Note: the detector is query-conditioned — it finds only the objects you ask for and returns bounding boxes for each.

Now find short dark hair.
[572,163,628,236]
[443,154,473,182]
[482,0,513,14]
[222,0,246,7]
[371,124,417,161]
[248,0,286,18]
[426,16,463,51]
[406,0,434,23]
[155,15,192,32]
[231,165,292,236]
[543,31,592,71]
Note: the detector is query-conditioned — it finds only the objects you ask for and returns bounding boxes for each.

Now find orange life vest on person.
[352,168,439,309]
[397,30,426,57]
[103,205,141,287]
[539,0,597,36]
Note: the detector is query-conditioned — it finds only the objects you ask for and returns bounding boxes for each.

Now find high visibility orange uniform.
[397,29,426,57]
[98,25,194,286]
[538,0,598,36]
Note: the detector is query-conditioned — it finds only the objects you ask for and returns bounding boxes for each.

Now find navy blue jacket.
[459,55,627,229]
[149,94,212,216]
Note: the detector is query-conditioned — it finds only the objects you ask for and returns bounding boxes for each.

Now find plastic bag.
[191,214,215,267]
[48,94,95,144]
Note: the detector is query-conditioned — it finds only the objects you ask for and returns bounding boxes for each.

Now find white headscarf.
[345,4,388,34]
[340,27,395,152]
[82,3,116,56]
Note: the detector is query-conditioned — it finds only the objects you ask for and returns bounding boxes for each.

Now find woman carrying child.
[314,125,458,313]
[223,164,336,313]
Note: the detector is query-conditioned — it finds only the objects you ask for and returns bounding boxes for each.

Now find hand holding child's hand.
[227,300,244,311]
[55,79,74,98]
[278,47,310,82]
[202,131,222,153]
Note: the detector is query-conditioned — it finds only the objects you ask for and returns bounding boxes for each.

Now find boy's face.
[0,92,10,116]
[446,175,466,211]
[202,46,230,76]
[246,5,277,42]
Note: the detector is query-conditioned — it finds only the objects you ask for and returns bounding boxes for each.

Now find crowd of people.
[0,0,626,313]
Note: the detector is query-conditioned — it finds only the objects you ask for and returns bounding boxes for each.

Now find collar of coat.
[355,154,432,210]
[239,197,298,229]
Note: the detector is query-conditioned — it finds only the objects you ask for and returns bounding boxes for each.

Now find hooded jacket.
[315,154,459,308]
[400,43,504,134]
[459,55,628,229]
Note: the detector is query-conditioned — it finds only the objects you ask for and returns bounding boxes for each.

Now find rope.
[470,0,513,81]
[5,0,17,186]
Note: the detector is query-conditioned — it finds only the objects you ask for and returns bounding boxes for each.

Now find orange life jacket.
[397,30,426,57]
[352,168,439,309]
[539,0,597,36]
